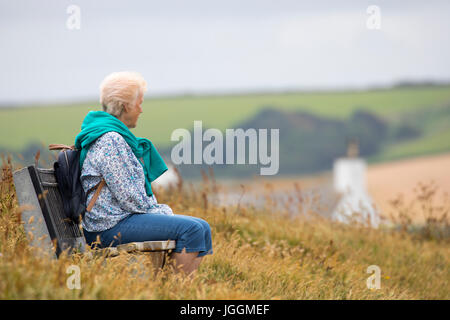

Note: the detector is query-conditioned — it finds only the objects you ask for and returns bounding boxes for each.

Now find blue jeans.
[83,213,213,257]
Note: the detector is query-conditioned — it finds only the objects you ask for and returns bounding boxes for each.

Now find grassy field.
[1,85,450,153]
[0,158,449,299]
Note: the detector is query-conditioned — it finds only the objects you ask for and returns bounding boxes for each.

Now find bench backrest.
[13,165,86,257]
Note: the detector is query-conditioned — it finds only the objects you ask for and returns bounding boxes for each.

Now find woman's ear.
[122,103,129,113]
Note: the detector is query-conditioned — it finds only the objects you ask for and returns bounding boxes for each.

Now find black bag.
[50,145,87,224]
[49,144,105,224]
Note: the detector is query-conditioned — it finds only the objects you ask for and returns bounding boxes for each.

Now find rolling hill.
[1,85,450,178]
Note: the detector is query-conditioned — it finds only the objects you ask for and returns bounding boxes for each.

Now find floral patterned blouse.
[80,131,173,232]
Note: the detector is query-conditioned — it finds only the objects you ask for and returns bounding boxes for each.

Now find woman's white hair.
[100,71,147,117]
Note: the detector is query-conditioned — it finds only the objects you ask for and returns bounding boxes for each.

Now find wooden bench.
[12,165,176,269]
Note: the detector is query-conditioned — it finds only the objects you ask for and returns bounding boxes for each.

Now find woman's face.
[122,91,144,129]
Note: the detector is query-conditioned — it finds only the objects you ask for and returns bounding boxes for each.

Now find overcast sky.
[1,0,450,105]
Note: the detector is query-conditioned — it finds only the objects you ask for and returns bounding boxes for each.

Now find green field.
[369,127,450,163]
[1,85,450,161]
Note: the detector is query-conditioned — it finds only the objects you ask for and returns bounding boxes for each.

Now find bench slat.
[97,240,176,258]
[117,240,176,252]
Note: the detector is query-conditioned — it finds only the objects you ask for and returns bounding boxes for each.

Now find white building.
[331,141,380,227]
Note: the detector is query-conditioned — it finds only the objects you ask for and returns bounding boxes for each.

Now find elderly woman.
[75,71,213,275]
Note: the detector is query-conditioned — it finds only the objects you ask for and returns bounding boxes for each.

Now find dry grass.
[0,155,449,300]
